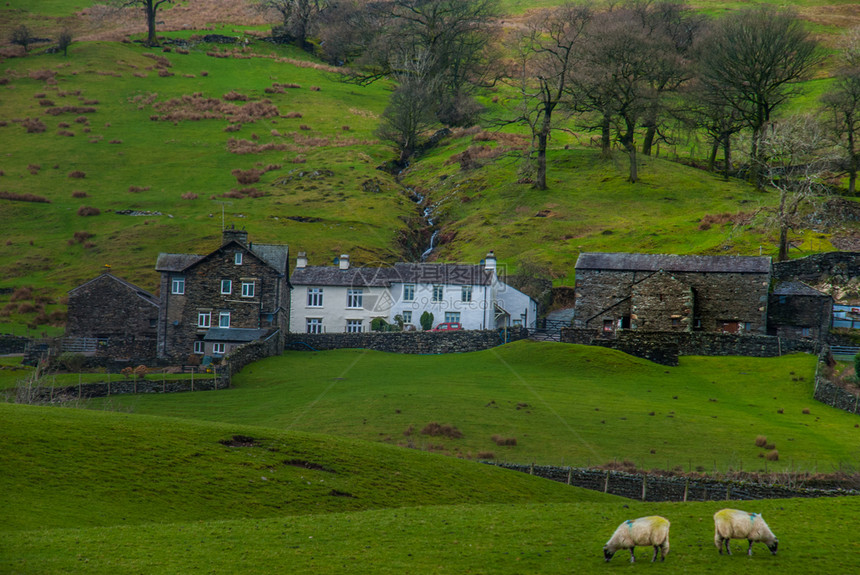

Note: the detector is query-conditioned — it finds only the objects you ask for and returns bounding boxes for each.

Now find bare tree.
[754,115,836,261]
[111,0,173,47]
[10,25,33,52]
[376,50,442,164]
[681,80,746,178]
[509,2,591,190]
[697,6,821,186]
[822,27,860,196]
[255,0,328,49]
[58,29,74,56]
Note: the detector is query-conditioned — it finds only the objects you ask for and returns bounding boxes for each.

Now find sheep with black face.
[603,516,670,563]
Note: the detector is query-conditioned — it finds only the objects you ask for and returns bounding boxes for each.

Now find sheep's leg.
[747,540,754,556]
[725,539,732,555]
[652,546,658,562]
[629,548,636,563]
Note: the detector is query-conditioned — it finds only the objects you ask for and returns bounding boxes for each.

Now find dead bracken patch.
[421,422,463,439]
[0,191,50,203]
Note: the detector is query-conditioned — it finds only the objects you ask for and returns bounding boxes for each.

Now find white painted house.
[289,252,537,333]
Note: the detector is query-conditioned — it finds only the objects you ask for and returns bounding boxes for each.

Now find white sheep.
[603,515,671,563]
[713,508,779,556]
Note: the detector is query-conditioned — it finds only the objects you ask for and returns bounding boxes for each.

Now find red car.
[432,322,463,332]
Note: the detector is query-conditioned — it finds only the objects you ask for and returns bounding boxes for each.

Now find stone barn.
[66,272,160,360]
[573,252,771,335]
[767,281,833,340]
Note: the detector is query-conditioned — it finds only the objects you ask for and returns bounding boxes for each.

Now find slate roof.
[290,262,494,287]
[575,252,771,274]
[155,253,204,272]
[773,281,827,297]
[203,327,272,342]
[68,273,159,306]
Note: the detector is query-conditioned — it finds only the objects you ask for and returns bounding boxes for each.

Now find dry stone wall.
[283,327,529,354]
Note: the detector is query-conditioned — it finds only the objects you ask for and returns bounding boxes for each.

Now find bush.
[421,422,463,439]
[371,317,390,332]
[765,450,779,461]
[77,205,100,216]
[134,365,147,379]
[121,367,134,379]
[420,311,434,331]
[754,435,767,448]
[58,352,85,372]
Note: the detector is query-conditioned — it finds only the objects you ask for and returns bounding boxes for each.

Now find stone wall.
[492,464,859,501]
[283,327,529,354]
[15,375,228,403]
[560,328,818,366]
[767,293,832,340]
[814,347,860,416]
[0,335,28,354]
[224,330,283,378]
[772,252,860,285]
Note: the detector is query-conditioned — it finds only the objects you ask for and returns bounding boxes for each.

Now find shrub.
[77,205,100,216]
[764,443,776,450]
[765,450,779,461]
[17,303,36,314]
[802,408,811,415]
[755,435,767,448]
[68,170,86,178]
[121,367,134,379]
[231,168,262,184]
[224,124,241,132]
[75,116,89,124]
[421,422,463,439]
[57,130,75,137]
[134,365,147,379]
[420,311,434,331]
[23,118,46,133]
[38,99,55,107]
[10,286,33,302]
[58,352,85,372]
[71,191,87,198]
[223,91,248,101]
[72,231,92,243]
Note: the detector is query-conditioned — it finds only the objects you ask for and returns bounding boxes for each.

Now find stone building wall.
[66,274,159,360]
[631,272,693,331]
[574,269,769,334]
[160,245,287,361]
[768,294,833,340]
[283,327,529,354]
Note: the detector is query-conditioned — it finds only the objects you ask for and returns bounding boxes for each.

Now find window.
[221,279,232,295]
[403,284,415,301]
[402,310,412,324]
[198,312,211,328]
[445,312,460,323]
[235,252,243,265]
[671,318,680,328]
[213,343,225,355]
[171,276,185,294]
[461,285,472,302]
[347,289,363,309]
[801,327,811,337]
[307,318,323,334]
[219,311,230,328]
[513,319,522,327]
[346,319,363,333]
[241,281,255,298]
[193,341,204,354]
[307,287,323,307]
[603,319,614,332]
[744,322,752,332]
[778,295,787,304]
[432,285,444,302]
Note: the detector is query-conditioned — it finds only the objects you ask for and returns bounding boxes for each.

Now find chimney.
[296,252,308,269]
[484,250,496,271]
[222,224,248,246]
[339,254,350,270]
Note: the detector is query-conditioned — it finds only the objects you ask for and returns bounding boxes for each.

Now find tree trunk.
[722,133,732,180]
[778,226,789,261]
[849,129,857,196]
[600,114,611,157]
[850,170,857,196]
[708,139,719,172]
[535,110,551,191]
[642,124,656,156]
[146,3,158,46]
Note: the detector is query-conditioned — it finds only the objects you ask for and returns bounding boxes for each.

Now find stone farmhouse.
[573,252,832,339]
[290,251,538,333]
[154,226,290,361]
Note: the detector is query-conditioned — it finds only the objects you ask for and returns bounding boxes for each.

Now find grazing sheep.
[713,508,778,556]
[603,515,670,563]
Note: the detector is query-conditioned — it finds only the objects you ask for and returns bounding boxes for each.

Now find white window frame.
[461,285,472,302]
[402,310,412,325]
[445,312,460,324]
[403,284,415,301]
[198,312,211,328]
[307,318,323,334]
[235,252,243,265]
[241,281,255,298]
[346,319,363,333]
[193,340,205,354]
[307,287,323,307]
[221,279,232,295]
[212,343,226,355]
[171,276,185,295]
[432,285,444,302]
[347,289,363,309]
[219,311,231,328]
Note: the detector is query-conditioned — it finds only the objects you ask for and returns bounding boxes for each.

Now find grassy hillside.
[0,401,617,532]
[80,341,860,472]
[1,1,859,332]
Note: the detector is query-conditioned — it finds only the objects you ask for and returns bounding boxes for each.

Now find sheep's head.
[603,545,615,562]
[768,540,778,555]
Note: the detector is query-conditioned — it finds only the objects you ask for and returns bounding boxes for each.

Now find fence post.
[683,478,689,503]
[604,470,610,493]
[529,462,534,475]
[641,476,647,501]
[567,468,572,485]
[725,485,731,500]
[191,368,194,392]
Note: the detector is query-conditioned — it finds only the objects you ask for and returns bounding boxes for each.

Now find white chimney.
[484,250,496,271]
[339,254,350,270]
[296,252,307,269]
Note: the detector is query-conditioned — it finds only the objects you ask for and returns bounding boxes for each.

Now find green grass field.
[80,341,860,472]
